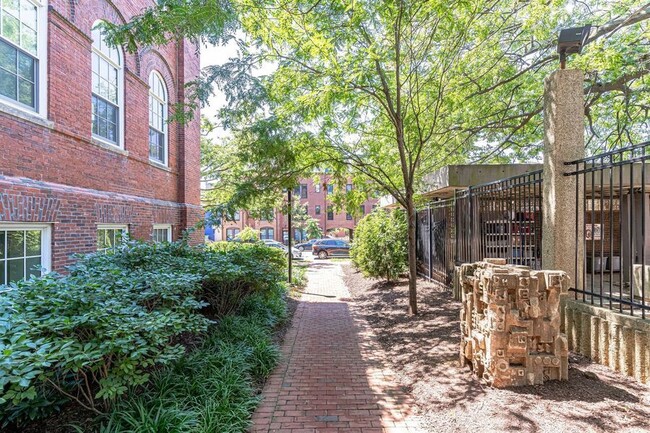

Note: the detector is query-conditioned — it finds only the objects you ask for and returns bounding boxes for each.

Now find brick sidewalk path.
[251,260,422,433]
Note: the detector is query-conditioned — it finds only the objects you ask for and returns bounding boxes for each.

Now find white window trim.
[97,223,129,231]
[91,20,125,149]
[148,71,168,166]
[0,222,52,277]
[152,223,172,242]
[0,0,48,118]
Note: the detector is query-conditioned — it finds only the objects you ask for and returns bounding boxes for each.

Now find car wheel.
[318,250,328,259]
[298,246,304,252]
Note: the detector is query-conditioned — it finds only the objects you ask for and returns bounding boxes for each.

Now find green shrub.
[234,227,260,243]
[351,209,408,281]
[0,240,286,426]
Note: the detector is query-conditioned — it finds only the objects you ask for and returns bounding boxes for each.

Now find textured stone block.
[459,260,570,387]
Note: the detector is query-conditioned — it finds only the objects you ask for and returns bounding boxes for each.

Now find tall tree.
[108,0,650,314]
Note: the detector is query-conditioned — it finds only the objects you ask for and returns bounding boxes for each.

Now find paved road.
[251,260,422,433]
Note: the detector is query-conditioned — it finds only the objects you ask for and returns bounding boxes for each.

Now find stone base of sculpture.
[459,259,570,387]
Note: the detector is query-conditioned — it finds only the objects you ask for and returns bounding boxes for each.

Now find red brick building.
[218,175,379,243]
[0,0,202,284]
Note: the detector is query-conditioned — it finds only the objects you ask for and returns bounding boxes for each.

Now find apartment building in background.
[0,0,202,284]
[215,175,379,243]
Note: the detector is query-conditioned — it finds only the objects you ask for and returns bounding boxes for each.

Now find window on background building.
[327,206,334,220]
[314,182,321,193]
[346,184,352,192]
[148,71,168,165]
[226,228,240,240]
[91,23,123,146]
[346,213,353,220]
[360,205,365,215]
[315,205,321,215]
[327,184,334,194]
[0,0,44,111]
[0,224,51,285]
[260,227,274,240]
[97,224,128,253]
[152,224,172,243]
[294,229,305,242]
[233,211,240,221]
[294,184,308,198]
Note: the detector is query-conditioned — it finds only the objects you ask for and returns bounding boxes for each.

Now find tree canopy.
[108,0,650,313]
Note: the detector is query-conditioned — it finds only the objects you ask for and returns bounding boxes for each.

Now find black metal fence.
[565,142,650,317]
[416,170,543,287]
[416,198,455,285]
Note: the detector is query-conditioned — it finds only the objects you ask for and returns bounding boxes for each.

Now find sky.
[200,39,276,140]
[200,42,239,139]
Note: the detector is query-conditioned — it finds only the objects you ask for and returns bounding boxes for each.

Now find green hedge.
[350,209,408,281]
[0,240,286,426]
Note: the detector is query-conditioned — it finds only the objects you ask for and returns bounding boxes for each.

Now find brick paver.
[251,260,422,433]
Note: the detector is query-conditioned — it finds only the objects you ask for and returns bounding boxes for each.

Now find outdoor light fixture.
[557,25,591,69]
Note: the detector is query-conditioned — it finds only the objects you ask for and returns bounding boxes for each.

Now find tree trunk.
[406,194,418,315]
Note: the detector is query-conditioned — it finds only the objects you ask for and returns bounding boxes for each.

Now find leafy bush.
[98,284,287,433]
[0,240,286,425]
[351,209,408,281]
[234,227,260,242]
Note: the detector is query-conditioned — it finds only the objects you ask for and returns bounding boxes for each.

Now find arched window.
[260,227,274,241]
[91,22,123,146]
[148,71,168,164]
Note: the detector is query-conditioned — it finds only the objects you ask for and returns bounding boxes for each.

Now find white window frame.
[97,223,128,253]
[0,222,52,284]
[90,21,124,148]
[148,71,168,166]
[0,0,48,117]
[152,223,172,243]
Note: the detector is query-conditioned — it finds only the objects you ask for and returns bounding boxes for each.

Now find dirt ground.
[342,264,650,433]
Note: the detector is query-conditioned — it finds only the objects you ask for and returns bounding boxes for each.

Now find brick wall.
[0,0,203,272]
[219,175,379,243]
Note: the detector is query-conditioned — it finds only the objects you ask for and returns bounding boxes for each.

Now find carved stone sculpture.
[459,259,570,387]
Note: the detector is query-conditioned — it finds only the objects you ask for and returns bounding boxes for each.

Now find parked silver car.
[262,239,303,260]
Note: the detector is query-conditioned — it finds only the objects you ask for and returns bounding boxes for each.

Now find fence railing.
[416,170,543,287]
[565,141,650,318]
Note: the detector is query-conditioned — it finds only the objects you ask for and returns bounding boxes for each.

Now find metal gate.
[417,170,543,288]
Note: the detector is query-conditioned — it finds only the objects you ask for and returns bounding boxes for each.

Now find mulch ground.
[342,264,650,433]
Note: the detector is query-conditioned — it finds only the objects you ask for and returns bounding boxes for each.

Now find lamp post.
[557,25,591,69]
[287,187,293,284]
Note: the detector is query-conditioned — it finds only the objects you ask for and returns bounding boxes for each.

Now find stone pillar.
[542,69,585,290]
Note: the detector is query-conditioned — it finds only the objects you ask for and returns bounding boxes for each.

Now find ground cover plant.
[0,239,287,431]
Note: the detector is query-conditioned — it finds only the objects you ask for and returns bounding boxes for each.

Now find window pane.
[7,231,24,258]
[0,232,4,258]
[20,0,37,30]
[17,52,32,79]
[25,230,40,256]
[2,14,20,45]
[0,40,17,73]
[25,256,41,278]
[97,229,106,250]
[2,0,20,17]
[18,76,33,106]
[7,258,24,282]
[107,123,116,142]
[20,26,36,54]
[0,68,17,99]
[0,261,5,285]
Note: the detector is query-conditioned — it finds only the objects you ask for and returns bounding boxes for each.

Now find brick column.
[542,69,585,290]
